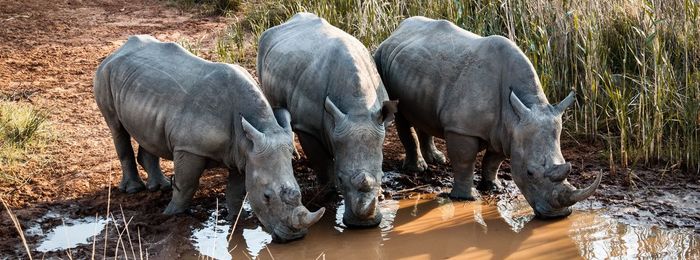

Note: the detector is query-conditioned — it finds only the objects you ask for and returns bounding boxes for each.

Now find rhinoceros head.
[325,97,398,228]
[508,91,602,219]
[241,112,325,242]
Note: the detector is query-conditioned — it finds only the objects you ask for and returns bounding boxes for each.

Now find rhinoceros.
[93,35,324,241]
[257,13,398,228]
[374,17,601,219]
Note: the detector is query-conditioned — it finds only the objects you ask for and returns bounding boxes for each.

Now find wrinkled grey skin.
[94,35,324,242]
[257,13,398,228]
[374,17,601,219]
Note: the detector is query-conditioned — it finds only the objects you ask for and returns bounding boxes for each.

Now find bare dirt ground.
[0,0,698,258]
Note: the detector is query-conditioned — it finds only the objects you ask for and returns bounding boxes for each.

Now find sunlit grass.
[0,101,52,184]
[216,0,700,175]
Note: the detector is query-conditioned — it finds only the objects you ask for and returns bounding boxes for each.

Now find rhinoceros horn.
[555,91,576,115]
[291,206,326,229]
[560,171,603,207]
[356,196,377,218]
[352,172,374,192]
[545,163,571,182]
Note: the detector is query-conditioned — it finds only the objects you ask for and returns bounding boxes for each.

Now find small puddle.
[189,194,700,259]
[28,212,108,253]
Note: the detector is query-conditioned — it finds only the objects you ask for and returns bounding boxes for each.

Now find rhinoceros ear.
[510,91,531,119]
[554,91,576,115]
[241,116,265,145]
[324,97,346,125]
[273,108,293,133]
[379,100,398,126]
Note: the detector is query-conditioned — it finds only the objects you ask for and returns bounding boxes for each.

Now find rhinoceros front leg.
[297,131,336,194]
[163,151,206,215]
[395,114,427,172]
[225,169,247,221]
[445,132,479,200]
[136,146,171,192]
[108,125,146,193]
[417,131,447,165]
[477,150,505,193]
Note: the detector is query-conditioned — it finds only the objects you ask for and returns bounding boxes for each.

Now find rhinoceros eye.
[527,170,533,176]
[263,190,272,204]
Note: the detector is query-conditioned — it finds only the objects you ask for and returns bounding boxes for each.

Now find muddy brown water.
[186,194,700,260]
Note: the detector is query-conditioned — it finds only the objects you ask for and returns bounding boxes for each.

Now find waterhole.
[189,194,699,259]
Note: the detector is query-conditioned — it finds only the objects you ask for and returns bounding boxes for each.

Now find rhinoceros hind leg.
[297,131,336,194]
[164,151,206,215]
[395,114,427,172]
[476,150,505,193]
[225,168,248,221]
[137,146,171,192]
[445,133,479,201]
[108,124,146,194]
[417,131,447,165]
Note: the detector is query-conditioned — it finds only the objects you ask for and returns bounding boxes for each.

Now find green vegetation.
[0,101,51,184]
[216,0,700,174]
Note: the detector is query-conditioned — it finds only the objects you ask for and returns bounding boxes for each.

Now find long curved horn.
[562,171,602,206]
[555,91,576,115]
[509,91,531,119]
[291,206,326,229]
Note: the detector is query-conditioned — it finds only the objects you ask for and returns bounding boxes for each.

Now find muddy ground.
[0,0,698,258]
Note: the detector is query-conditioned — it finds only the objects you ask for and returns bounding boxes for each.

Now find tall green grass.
[0,101,51,184]
[218,0,700,174]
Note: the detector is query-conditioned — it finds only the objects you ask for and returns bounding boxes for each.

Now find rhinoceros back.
[375,16,545,141]
[94,35,272,165]
[258,13,387,143]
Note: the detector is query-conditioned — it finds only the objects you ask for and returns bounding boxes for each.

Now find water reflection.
[570,214,700,259]
[190,194,700,260]
[33,214,107,252]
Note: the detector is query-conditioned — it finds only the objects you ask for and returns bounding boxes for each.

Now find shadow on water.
[188,193,700,260]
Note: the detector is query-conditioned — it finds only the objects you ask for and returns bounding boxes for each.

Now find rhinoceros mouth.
[533,205,572,219]
[343,212,382,229]
[271,224,306,243]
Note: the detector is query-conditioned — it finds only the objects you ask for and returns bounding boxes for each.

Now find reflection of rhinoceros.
[257,13,398,228]
[93,35,323,242]
[374,17,601,219]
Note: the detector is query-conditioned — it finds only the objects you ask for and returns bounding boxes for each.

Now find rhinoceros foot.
[163,201,190,215]
[119,178,146,194]
[402,158,428,172]
[147,176,172,192]
[476,180,502,193]
[424,150,447,165]
[447,188,477,201]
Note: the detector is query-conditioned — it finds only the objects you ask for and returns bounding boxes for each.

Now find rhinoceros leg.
[417,131,447,165]
[225,168,248,221]
[445,132,479,200]
[163,151,206,215]
[395,114,427,172]
[476,150,505,193]
[107,125,146,194]
[297,131,335,193]
[136,146,171,192]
